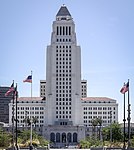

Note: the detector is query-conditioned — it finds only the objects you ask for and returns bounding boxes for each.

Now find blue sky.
[0,0,134,123]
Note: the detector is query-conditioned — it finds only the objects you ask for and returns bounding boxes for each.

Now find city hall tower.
[44,5,85,146]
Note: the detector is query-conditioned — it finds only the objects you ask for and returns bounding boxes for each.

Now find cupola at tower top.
[56,5,72,21]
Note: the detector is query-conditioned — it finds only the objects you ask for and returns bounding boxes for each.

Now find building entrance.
[50,132,78,144]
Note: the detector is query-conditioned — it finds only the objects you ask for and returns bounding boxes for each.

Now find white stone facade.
[81,97,118,127]
[40,80,46,97]
[45,5,82,126]
[9,97,45,128]
[81,80,87,98]
[44,5,84,145]
[8,97,118,128]
[40,79,87,98]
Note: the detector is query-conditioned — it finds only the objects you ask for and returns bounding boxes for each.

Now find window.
[57,26,59,35]
[84,107,87,110]
[103,107,107,110]
[40,107,44,110]
[69,26,71,35]
[66,26,68,35]
[60,26,62,35]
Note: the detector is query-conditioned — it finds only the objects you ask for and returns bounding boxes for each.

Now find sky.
[0,0,134,123]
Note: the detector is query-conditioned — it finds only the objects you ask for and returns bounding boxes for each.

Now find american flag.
[23,75,32,83]
[5,83,14,96]
[120,82,129,94]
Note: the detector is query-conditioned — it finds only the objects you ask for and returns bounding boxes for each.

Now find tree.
[32,116,38,130]
[102,122,123,142]
[97,118,103,140]
[0,129,12,148]
[23,116,38,128]
[92,117,103,139]
[92,118,98,136]
[79,139,91,148]
[17,130,49,147]
[97,118,102,127]
[131,136,134,147]
[80,136,103,148]
[23,116,31,127]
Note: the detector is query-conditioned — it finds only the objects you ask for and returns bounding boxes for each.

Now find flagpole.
[127,79,131,149]
[15,83,18,150]
[123,82,126,150]
[30,70,33,150]
[12,80,15,150]
[23,73,33,150]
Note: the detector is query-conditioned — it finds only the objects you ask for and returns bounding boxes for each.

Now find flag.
[14,84,18,97]
[42,97,46,100]
[120,82,129,94]
[5,83,14,96]
[23,75,32,83]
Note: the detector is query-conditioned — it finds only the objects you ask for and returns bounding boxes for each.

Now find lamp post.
[29,118,33,150]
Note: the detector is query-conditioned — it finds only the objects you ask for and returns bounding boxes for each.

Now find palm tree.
[97,118,103,140]
[92,118,98,137]
[23,116,38,130]
[32,116,38,131]
[23,116,31,128]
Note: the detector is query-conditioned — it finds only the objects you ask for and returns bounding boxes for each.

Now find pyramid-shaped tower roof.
[56,5,71,17]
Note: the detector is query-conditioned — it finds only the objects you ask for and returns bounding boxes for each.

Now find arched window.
[73,133,77,142]
[67,132,72,143]
[62,132,66,143]
[50,132,55,142]
[56,132,60,142]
